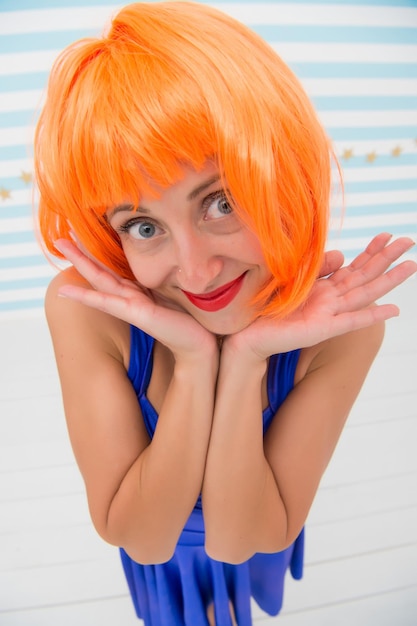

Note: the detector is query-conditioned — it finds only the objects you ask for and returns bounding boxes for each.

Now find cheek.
[124,252,166,290]
[239,231,268,266]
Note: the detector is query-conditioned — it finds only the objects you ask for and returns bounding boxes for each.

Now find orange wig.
[35,1,334,318]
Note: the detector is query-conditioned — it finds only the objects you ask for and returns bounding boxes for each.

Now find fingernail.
[54,239,65,254]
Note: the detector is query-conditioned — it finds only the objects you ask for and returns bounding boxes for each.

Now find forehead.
[107,161,221,219]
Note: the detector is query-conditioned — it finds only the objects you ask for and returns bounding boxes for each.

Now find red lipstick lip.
[181,273,246,312]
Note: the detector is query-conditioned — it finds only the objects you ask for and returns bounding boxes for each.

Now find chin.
[197,310,254,336]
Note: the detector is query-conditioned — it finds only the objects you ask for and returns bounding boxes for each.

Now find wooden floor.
[0,278,416,626]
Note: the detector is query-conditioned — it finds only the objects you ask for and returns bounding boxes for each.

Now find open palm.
[227,233,416,359]
[55,239,217,359]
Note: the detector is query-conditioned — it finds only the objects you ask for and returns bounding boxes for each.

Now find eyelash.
[202,189,230,210]
[117,217,156,235]
[116,189,232,236]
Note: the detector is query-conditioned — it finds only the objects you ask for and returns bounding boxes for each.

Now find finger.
[58,282,210,352]
[350,232,394,269]
[66,228,122,280]
[319,250,344,278]
[55,238,125,281]
[332,236,416,294]
[325,303,400,338]
[335,258,417,313]
[322,234,391,288]
[55,238,129,295]
[58,282,156,327]
[328,233,393,287]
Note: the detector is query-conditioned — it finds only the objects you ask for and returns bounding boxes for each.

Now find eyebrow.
[187,175,220,201]
[108,175,221,219]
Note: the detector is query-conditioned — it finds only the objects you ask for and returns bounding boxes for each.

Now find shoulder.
[295,320,385,385]
[45,267,131,369]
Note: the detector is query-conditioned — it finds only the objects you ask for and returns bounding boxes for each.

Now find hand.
[54,239,217,360]
[225,233,416,359]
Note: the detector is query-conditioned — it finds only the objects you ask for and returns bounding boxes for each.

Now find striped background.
[1,0,416,318]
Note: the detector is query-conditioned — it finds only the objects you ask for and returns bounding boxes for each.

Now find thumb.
[319,250,345,278]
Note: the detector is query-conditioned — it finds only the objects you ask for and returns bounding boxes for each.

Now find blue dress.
[120,325,304,625]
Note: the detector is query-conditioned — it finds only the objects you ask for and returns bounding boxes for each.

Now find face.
[107,162,272,335]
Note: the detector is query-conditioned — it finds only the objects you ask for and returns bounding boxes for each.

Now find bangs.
[51,40,216,214]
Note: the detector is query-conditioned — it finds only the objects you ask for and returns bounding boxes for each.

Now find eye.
[118,218,163,240]
[204,191,233,220]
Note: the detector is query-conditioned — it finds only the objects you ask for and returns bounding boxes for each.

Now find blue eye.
[205,191,233,219]
[120,219,161,240]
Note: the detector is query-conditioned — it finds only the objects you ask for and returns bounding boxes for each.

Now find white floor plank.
[282,544,417,612]
[308,471,417,524]
[0,596,139,626]
[260,586,417,625]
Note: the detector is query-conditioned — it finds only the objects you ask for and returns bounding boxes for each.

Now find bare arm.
[202,234,416,562]
[46,265,218,564]
[202,323,383,563]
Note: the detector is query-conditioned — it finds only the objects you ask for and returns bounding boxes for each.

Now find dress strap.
[127,325,155,396]
[263,349,301,432]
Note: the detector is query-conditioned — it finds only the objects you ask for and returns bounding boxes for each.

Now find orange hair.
[35,1,335,318]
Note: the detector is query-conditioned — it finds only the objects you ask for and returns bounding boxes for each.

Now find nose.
[173,233,223,293]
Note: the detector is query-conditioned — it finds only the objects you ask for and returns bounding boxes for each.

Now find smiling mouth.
[181,273,247,312]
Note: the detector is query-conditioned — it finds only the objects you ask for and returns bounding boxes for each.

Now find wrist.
[220,335,268,377]
[173,340,219,379]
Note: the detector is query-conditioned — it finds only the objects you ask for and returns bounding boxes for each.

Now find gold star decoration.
[20,170,32,184]
[0,187,11,201]
[342,148,354,160]
[366,151,377,163]
[391,146,402,157]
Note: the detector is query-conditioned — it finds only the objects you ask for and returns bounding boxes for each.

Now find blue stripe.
[0,231,36,244]
[0,299,45,312]
[0,255,47,269]
[1,0,416,9]
[0,176,34,190]
[0,204,34,219]
[0,72,49,93]
[0,30,97,54]
[257,26,417,45]
[2,24,417,53]
[312,96,417,111]
[0,276,50,290]
[0,110,40,128]
[291,63,417,80]
[344,178,417,194]
[0,145,33,159]
[339,202,417,217]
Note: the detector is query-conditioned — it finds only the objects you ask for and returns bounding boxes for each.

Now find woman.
[35,2,416,624]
